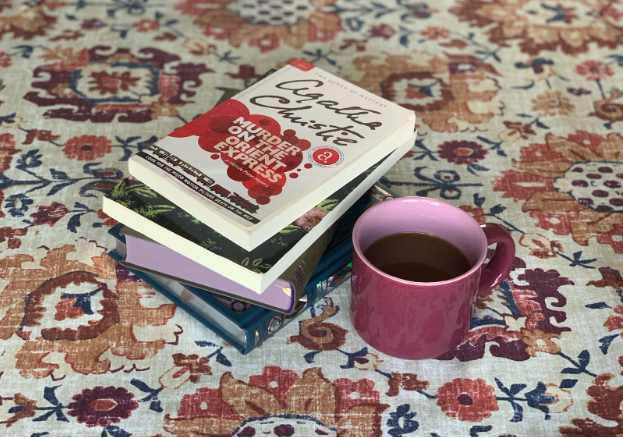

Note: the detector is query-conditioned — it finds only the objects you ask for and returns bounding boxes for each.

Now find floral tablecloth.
[1,0,623,436]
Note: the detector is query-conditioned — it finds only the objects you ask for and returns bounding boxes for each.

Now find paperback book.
[127,59,415,250]
[103,134,414,293]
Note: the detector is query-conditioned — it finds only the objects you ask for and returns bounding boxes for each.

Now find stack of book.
[103,60,416,354]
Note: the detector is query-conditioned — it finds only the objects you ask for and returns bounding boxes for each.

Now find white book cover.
[104,134,415,294]
[128,60,415,250]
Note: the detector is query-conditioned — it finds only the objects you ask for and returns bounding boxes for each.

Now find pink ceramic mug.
[350,197,515,360]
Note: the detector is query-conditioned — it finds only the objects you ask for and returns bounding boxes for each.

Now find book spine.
[273,224,336,313]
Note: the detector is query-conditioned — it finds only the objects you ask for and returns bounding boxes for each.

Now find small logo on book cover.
[309,146,344,168]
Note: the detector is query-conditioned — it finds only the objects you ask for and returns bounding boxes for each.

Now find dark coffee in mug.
[363,232,471,282]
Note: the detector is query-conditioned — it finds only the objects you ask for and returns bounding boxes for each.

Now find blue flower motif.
[515,58,554,74]
[382,167,483,200]
[387,404,419,437]
[525,382,555,419]
[5,194,33,217]
[398,0,436,19]
[16,149,43,169]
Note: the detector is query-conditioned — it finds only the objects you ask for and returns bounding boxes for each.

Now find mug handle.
[478,224,516,296]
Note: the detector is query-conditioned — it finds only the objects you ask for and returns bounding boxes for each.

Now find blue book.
[107,183,396,354]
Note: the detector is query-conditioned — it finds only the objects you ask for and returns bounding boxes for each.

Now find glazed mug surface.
[350,197,515,360]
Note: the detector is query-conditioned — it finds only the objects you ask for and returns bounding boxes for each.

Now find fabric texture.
[1,0,623,436]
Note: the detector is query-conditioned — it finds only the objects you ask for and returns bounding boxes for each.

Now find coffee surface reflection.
[363,232,471,282]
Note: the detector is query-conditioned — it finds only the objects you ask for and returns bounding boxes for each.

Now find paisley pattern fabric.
[1,0,623,436]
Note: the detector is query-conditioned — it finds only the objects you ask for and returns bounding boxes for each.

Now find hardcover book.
[107,183,396,354]
[127,59,415,250]
[102,134,415,293]
[116,223,334,314]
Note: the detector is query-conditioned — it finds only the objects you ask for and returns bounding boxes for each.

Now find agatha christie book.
[127,60,415,250]
[103,134,414,293]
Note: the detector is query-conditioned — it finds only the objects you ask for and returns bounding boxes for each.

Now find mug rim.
[352,196,488,287]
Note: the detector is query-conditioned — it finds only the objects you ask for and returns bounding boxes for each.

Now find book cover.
[106,183,397,354]
[103,133,414,293]
[116,222,335,313]
[128,60,415,250]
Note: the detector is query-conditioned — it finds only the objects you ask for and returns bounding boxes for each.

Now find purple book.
[118,225,332,313]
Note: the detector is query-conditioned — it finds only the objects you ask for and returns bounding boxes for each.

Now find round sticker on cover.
[309,146,344,168]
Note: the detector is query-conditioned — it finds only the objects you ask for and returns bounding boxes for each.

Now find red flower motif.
[133,19,160,32]
[528,210,577,236]
[248,33,280,53]
[604,5,623,21]
[333,377,384,415]
[576,60,615,81]
[369,24,396,39]
[165,367,388,437]
[567,130,606,154]
[63,135,112,161]
[23,129,60,145]
[596,222,623,254]
[198,23,235,40]
[55,298,85,320]
[0,133,18,175]
[0,394,38,427]
[96,209,118,227]
[172,353,212,382]
[88,70,140,95]
[588,267,623,289]
[0,226,28,249]
[559,374,623,436]
[518,233,564,258]
[248,366,299,405]
[386,373,430,397]
[174,387,240,421]
[81,18,106,30]
[0,52,11,68]
[492,169,553,201]
[30,202,69,226]
[517,142,567,163]
[436,378,499,422]
[420,26,450,39]
[438,140,488,164]
[605,305,623,332]
[498,121,536,143]
[459,205,486,225]
[68,386,138,427]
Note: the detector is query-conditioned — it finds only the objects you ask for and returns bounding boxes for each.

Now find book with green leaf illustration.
[102,132,415,293]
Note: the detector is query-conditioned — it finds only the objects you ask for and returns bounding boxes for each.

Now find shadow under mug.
[350,197,516,360]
